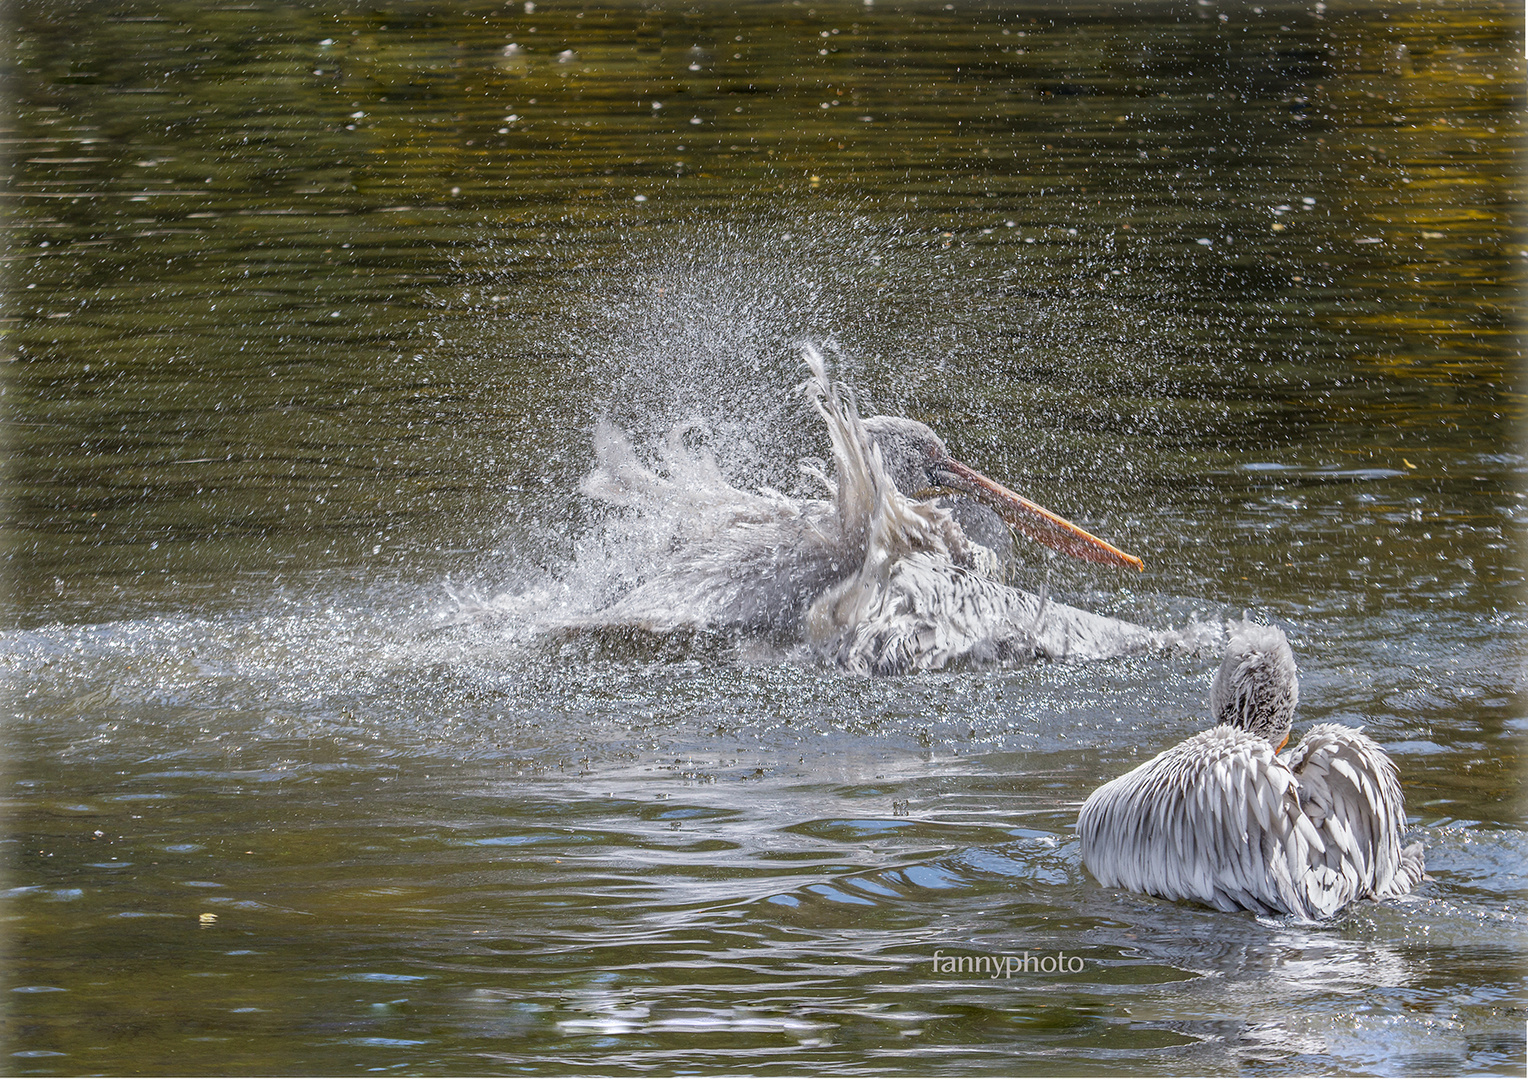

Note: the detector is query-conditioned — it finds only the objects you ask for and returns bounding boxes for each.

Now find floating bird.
[1078,622,1425,918]
[578,345,1159,674]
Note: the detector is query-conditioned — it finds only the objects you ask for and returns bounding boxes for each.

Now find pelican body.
[578,347,1156,674]
[1078,623,1424,918]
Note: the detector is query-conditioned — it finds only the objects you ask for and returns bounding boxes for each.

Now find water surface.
[4,0,1525,1074]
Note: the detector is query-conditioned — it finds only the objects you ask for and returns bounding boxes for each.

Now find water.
[4,0,1525,1073]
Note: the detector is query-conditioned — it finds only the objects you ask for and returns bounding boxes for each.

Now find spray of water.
[446,209,1224,667]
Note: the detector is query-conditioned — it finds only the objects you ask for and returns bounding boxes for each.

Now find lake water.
[4,0,1525,1073]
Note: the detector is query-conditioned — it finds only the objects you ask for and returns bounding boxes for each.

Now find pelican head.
[1208,623,1300,748]
[861,415,1144,572]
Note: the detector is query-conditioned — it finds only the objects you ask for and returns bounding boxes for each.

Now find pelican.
[1078,622,1425,918]
[577,346,1163,674]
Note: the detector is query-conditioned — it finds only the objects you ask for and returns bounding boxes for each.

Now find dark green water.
[4,0,1525,1074]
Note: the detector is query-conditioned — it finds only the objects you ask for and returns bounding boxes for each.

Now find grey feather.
[576,345,1168,673]
[1080,622,1424,919]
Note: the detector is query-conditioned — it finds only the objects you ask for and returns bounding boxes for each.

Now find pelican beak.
[930,458,1144,572]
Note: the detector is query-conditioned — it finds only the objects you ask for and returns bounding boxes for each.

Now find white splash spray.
[456,346,1215,673]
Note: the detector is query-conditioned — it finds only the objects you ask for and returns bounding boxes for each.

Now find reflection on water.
[4,0,1525,1075]
[5,584,1524,1073]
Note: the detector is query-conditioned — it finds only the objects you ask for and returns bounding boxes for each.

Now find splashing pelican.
[1078,622,1425,918]
[578,346,1164,674]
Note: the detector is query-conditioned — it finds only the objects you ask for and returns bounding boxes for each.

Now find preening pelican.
[1078,623,1425,918]
[579,346,1162,674]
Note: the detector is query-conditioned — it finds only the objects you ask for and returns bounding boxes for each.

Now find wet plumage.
[1078,623,1425,918]
[578,346,1160,673]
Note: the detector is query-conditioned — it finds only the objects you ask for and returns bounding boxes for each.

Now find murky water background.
[4,0,1525,1074]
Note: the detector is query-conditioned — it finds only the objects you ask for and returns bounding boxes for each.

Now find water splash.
[459,345,1221,672]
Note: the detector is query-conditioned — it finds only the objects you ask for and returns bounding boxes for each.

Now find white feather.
[576,346,1168,673]
[1079,624,1424,919]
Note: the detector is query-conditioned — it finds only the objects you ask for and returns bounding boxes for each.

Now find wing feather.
[1285,723,1423,913]
[813,549,1160,674]
[1079,726,1312,915]
[1081,720,1423,919]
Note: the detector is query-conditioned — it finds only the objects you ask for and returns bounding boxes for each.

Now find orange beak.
[934,458,1144,572]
